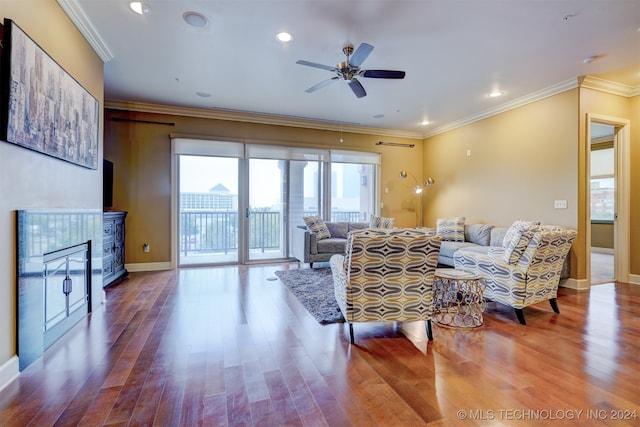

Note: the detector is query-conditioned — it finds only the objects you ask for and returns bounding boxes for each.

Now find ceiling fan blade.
[362,69,406,79]
[296,60,337,72]
[305,77,340,93]
[349,43,374,67]
[348,78,367,98]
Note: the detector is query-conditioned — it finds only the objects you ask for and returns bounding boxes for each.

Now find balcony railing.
[179,210,361,256]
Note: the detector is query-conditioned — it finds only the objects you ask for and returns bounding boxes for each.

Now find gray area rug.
[274,268,345,324]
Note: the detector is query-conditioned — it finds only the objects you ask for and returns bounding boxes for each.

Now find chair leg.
[425,320,433,341]
[514,308,526,325]
[309,262,313,268]
[348,323,354,344]
[549,298,560,314]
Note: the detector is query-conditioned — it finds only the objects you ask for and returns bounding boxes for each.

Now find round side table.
[433,268,487,329]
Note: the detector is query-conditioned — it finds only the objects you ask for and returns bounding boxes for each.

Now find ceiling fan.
[296,43,406,98]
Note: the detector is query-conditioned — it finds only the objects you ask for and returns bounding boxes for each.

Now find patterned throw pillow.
[303,216,331,240]
[369,215,395,229]
[503,228,534,264]
[502,220,541,247]
[436,217,465,241]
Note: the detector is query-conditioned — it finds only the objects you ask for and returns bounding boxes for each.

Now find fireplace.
[16,210,102,370]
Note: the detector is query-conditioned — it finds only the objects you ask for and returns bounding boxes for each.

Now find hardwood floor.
[1,264,639,426]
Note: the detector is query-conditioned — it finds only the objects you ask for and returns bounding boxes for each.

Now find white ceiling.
[62,0,640,138]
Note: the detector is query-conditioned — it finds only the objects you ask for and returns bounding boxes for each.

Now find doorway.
[586,114,631,285]
[589,122,615,284]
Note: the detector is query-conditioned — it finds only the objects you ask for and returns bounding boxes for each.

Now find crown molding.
[57,0,114,62]
[104,100,425,140]
[423,78,579,138]
[579,75,640,97]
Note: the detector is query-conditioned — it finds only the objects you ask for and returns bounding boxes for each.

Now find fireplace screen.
[17,209,102,371]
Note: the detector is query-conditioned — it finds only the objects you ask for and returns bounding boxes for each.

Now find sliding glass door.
[178,155,240,265]
[247,158,286,261]
[330,150,379,223]
[173,138,378,266]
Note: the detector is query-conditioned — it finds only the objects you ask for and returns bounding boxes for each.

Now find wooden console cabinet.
[103,211,128,287]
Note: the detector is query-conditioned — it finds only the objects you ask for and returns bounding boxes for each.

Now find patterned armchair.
[330,228,442,343]
[453,225,577,325]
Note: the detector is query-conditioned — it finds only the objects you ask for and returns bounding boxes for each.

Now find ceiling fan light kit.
[297,43,406,98]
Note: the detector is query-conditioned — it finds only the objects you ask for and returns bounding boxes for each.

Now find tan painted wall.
[422,90,579,226]
[0,1,104,367]
[423,87,639,282]
[104,109,423,264]
[578,88,638,277]
[423,90,579,275]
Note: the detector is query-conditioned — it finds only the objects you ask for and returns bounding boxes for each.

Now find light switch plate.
[554,200,568,209]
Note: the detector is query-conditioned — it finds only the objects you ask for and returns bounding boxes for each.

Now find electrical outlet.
[554,200,568,209]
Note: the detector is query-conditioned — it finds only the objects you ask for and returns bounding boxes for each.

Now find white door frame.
[586,113,630,285]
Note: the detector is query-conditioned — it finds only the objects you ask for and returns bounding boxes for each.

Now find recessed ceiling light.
[130,1,151,15]
[196,91,211,98]
[276,32,293,42]
[373,114,384,119]
[183,11,209,28]
[420,120,430,126]
[489,90,503,98]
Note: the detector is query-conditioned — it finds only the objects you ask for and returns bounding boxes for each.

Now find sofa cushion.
[439,241,479,260]
[317,238,347,254]
[348,222,369,232]
[465,224,493,246]
[436,217,465,241]
[490,227,508,247]
[304,216,331,240]
[369,215,395,229]
[326,222,349,239]
[456,245,491,256]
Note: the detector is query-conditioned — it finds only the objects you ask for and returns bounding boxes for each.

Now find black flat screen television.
[103,159,114,210]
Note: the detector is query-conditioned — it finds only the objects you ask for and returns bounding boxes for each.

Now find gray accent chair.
[292,221,368,268]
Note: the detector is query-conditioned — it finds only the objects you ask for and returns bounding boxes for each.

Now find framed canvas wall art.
[0,18,99,169]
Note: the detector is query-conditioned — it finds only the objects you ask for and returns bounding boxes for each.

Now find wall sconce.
[399,170,436,227]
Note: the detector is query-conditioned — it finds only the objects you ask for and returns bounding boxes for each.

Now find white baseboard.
[562,275,640,288]
[126,262,173,272]
[560,278,590,290]
[0,356,19,393]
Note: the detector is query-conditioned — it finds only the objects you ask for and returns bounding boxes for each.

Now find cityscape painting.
[0,19,99,169]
